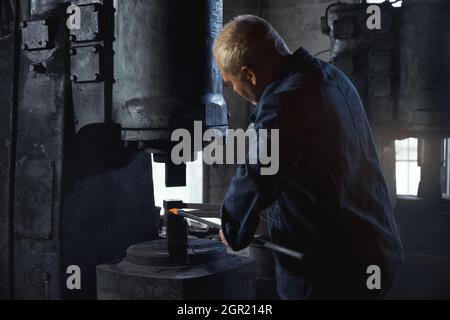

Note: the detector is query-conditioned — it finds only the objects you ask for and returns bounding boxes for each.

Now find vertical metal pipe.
[418,135,442,199]
[9,0,20,300]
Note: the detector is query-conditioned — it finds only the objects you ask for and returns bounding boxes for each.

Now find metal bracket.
[369,50,393,97]
[21,19,51,51]
[70,45,103,82]
[69,3,102,42]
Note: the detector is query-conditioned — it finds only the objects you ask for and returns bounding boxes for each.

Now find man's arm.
[220,94,291,251]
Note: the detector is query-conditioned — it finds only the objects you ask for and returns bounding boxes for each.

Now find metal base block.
[96,239,256,300]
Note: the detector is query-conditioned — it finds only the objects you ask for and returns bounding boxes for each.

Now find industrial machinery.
[321,0,450,299]
[321,0,450,200]
[97,201,256,300]
[0,0,228,299]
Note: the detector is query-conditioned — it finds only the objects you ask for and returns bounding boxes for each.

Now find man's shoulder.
[258,71,306,109]
[266,62,331,101]
[260,69,324,111]
[272,71,305,95]
[254,55,332,123]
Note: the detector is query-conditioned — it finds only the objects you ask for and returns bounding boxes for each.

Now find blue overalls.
[220,47,404,299]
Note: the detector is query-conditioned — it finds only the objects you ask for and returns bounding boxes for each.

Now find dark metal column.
[418,135,442,199]
[0,0,19,300]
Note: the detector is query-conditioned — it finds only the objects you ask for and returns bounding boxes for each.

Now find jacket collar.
[248,47,311,123]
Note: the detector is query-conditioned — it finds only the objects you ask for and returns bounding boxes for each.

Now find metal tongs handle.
[175,208,304,261]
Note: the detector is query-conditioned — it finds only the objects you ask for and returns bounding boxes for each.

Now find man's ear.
[241,65,257,86]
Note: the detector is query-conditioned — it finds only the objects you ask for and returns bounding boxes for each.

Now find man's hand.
[219,228,229,246]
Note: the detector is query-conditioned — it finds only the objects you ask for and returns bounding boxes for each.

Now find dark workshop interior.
[0,0,449,300]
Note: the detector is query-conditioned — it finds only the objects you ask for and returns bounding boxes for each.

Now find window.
[151,152,203,211]
[366,0,402,8]
[395,138,420,196]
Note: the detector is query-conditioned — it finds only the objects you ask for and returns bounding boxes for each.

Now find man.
[213,15,404,299]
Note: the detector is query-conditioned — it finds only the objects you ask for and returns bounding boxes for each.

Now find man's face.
[219,66,259,106]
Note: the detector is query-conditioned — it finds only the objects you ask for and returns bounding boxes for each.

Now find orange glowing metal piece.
[169,208,179,215]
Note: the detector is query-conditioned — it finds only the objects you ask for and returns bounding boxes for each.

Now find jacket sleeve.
[220,94,293,251]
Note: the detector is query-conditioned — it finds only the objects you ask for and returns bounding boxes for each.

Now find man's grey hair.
[213,15,291,75]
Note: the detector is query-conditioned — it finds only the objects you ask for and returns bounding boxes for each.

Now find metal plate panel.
[71,44,102,82]
[21,19,50,51]
[14,160,53,240]
[70,3,101,42]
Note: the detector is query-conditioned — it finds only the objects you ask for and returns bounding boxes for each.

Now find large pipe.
[113,0,228,145]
